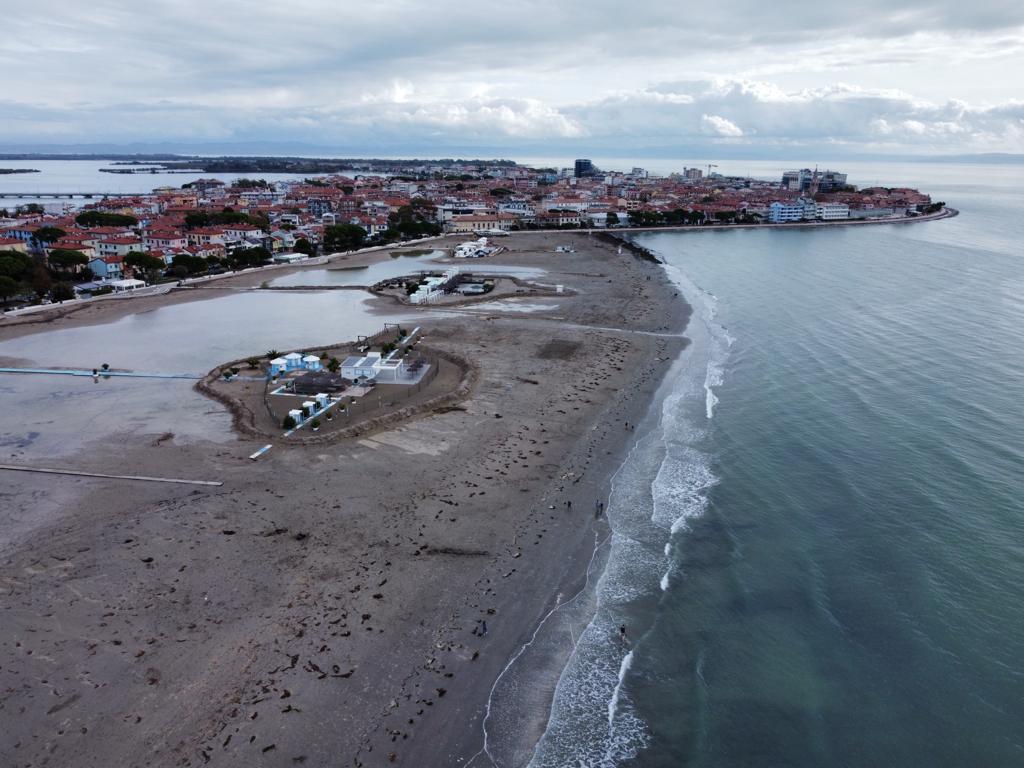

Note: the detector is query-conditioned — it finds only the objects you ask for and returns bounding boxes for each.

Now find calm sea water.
[527,162,1024,767]
[0,159,309,209]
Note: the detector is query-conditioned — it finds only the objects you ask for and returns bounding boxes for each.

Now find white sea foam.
[525,250,731,768]
[705,387,719,420]
[608,650,635,725]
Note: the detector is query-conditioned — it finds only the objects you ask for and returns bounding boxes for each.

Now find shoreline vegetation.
[0,168,40,174]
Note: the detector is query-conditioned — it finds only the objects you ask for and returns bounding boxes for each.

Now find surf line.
[0,464,222,486]
[465,525,613,768]
[467,426,649,768]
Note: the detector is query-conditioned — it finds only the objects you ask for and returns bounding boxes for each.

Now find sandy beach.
[0,232,689,767]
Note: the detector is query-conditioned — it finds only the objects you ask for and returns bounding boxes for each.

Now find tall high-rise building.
[782,168,848,192]
[816,170,848,192]
[574,159,595,178]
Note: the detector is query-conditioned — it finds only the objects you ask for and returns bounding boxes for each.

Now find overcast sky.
[1,0,1022,157]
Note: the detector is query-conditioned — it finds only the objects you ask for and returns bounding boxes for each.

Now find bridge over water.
[0,191,121,199]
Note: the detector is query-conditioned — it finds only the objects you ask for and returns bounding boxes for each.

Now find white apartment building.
[768,200,816,223]
[815,202,850,220]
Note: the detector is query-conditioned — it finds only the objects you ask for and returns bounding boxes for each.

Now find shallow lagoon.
[271,252,547,288]
[0,289,424,457]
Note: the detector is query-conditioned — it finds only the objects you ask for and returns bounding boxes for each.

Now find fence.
[262,354,440,430]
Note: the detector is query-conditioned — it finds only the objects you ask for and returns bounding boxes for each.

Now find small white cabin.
[110,278,146,293]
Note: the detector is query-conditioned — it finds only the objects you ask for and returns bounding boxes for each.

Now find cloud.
[701,114,744,137]
[0,1,1022,155]
[563,79,1024,154]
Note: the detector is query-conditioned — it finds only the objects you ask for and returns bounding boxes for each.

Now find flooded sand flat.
[0,289,423,456]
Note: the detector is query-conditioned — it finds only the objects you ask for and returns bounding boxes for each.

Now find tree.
[47,249,89,275]
[227,247,271,269]
[282,415,297,429]
[0,250,34,282]
[183,209,265,230]
[385,200,442,241]
[171,254,208,275]
[124,251,165,280]
[75,211,138,227]
[32,227,66,248]
[322,224,367,253]
[50,281,75,302]
[31,266,52,298]
[606,212,620,227]
[293,237,314,255]
[0,275,19,305]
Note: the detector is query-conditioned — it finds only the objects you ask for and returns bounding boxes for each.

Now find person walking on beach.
[619,624,628,644]
[566,499,572,512]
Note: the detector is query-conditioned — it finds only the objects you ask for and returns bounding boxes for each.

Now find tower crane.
[706,163,718,177]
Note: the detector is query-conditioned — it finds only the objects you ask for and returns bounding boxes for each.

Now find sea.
[517,161,1024,767]
[0,158,311,210]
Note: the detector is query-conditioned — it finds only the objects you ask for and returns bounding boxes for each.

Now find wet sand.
[0,232,689,767]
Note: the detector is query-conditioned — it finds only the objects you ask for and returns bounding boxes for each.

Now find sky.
[1,0,1023,158]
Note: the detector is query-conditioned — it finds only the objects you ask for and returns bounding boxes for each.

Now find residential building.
[447,213,517,233]
[96,237,144,258]
[768,199,817,223]
[0,237,29,253]
[815,202,850,220]
[87,255,124,280]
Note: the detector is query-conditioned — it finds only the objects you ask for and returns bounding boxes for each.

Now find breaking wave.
[523,257,732,767]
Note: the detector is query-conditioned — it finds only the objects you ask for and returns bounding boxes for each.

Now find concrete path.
[0,464,222,486]
[0,367,200,380]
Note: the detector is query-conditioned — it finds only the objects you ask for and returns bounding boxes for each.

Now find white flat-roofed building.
[341,351,409,383]
[816,202,850,220]
[109,278,146,293]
